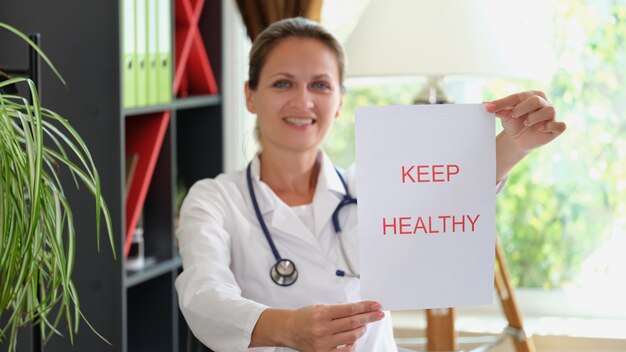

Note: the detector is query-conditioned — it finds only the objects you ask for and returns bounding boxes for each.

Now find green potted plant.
[0,22,115,350]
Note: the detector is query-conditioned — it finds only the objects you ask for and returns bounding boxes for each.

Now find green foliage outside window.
[324,0,626,288]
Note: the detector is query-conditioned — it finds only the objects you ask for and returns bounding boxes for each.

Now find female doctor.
[175,17,566,352]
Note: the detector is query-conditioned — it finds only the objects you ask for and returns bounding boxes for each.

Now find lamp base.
[413,76,452,104]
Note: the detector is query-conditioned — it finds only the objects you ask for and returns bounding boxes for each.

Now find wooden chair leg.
[494,238,536,352]
[426,308,456,351]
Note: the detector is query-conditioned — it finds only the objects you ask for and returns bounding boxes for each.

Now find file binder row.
[123,0,172,108]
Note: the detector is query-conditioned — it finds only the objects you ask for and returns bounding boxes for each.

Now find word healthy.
[381,163,481,236]
[382,214,480,235]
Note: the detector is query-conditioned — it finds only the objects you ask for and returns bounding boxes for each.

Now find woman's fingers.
[330,310,384,333]
[540,120,567,134]
[511,95,552,121]
[494,108,515,122]
[291,301,383,351]
[332,343,356,351]
[525,105,556,127]
[486,90,548,113]
[316,302,382,349]
[487,91,559,138]
[330,326,368,349]
[327,301,381,320]
[326,303,383,349]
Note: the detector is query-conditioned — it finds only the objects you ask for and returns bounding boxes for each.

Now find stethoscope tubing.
[246,162,358,286]
[246,165,282,261]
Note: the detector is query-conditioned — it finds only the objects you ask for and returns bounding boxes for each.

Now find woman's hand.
[486,91,566,153]
[486,91,567,182]
[250,301,384,351]
[288,301,384,351]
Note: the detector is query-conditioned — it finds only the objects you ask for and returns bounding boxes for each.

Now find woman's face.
[245,37,343,156]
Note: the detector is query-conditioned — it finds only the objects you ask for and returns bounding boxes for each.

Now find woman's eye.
[311,81,331,90]
[273,80,290,88]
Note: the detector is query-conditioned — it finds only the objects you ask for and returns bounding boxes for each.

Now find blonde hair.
[247,17,346,92]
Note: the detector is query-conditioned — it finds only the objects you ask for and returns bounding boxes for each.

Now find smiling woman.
[176,18,393,352]
[175,16,566,352]
[245,37,343,160]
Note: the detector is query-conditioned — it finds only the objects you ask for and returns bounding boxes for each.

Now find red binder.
[174,0,218,97]
[124,112,171,257]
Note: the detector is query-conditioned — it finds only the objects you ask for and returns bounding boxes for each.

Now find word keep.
[401,164,460,183]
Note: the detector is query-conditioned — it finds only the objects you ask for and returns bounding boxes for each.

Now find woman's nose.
[289,87,314,110]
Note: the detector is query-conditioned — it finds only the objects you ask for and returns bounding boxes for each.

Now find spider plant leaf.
[1,23,115,349]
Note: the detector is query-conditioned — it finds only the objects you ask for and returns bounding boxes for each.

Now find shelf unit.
[0,0,223,351]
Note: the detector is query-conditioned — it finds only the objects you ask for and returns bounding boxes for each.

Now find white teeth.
[285,117,314,126]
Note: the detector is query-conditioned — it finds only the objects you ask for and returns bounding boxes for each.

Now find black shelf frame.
[124,94,221,116]
[125,256,182,288]
[0,33,40,94]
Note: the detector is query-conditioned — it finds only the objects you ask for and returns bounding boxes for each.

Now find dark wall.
[0,2,124,351]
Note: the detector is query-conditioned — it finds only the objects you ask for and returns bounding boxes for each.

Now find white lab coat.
[175,151,398,352]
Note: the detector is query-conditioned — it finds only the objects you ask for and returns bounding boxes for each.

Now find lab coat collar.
[312,152,348,236]
[317,151,348,197]
[248,151,348,244]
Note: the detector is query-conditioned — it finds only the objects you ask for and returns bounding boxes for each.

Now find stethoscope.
[246,162,359,287]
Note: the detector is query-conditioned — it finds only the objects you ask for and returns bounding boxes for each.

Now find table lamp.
[343,0,555,103]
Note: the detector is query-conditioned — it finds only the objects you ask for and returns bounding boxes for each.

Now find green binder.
[122,0,136,108]
[157,0,172,104]
[147,0,158,106]
[135,0,148,107]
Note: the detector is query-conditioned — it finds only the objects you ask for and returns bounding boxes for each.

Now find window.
[322,0,626,327]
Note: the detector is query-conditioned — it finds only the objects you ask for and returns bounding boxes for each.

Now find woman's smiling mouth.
[284,117,316,126]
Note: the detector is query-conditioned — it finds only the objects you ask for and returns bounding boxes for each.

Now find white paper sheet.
[355,103,496,311]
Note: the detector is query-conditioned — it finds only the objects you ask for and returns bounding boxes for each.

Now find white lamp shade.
[343,0,556,80]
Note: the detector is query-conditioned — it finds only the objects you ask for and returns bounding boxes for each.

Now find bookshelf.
[0,0,223,351]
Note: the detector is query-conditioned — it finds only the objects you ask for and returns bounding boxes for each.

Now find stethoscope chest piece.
[270,259,298,286]
[247,162,357,287]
